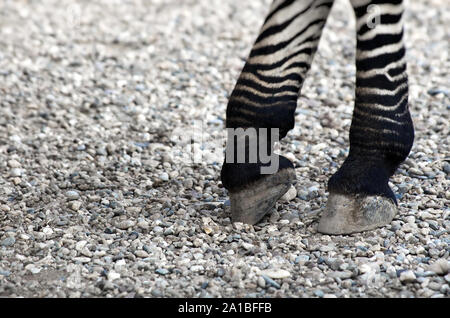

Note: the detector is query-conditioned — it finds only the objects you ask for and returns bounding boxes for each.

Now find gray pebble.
[153,226,164,235]
[427,259,450,275]
[10,168,22,177]
[257,276,266,288]
[399,270,416,283]
[65,190,80,201]
[314,290,324,298]
[1,237,16,247]
[295,255,310,264]
[7,159,21,168]
[159,172,169,181]
[155,268,169,275]
[443,163,450,174]
[261,275,280,289]
[115,220,135,230]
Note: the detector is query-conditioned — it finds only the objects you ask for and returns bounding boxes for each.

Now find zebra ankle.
[328,156,398,203]
[220,155,294,192]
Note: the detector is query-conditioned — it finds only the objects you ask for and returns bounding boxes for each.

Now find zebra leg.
[318,0,414,234]
[221,0,334,224]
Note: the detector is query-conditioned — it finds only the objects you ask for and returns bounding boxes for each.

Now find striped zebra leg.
[221,0,334,224]
[318,0,414,234]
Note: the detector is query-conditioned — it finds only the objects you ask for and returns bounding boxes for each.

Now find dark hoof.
[318,192,397,234]
[229,168,296,225]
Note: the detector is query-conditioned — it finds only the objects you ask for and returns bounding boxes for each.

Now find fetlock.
[221,155,294,192]
[327,156,397,203]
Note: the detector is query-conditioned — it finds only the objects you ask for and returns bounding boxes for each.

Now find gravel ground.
[0,0,449,298]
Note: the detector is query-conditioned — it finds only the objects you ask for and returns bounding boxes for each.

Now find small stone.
[419,212,434,220]
[116,220,135,230]
[163,227,174,236]
[74,257,91,263]
[405,216,416,224]
[201,217,219,235]
[408,167,422,176]
[319,244,334,252]
[295,255,310,264]
[159,172,169,181]
[358,264,372,274]
[153,226,164,235]
[241,242,254,251]
[1,237,16,247]
[307,186,319,199]
[42,227,53,235]
[427,282,442,291]
[104,228,114,234]
[261,275,280,289]
[114,259,126,272]
[259,269,290,279]
[183,178,194,188]
[65,190,80,200]
[9,135,21,143]
[314,290,324,298]
[107,271,121,281]
[106,143,117,154]
[444,274,450,284]
[328,271,353,280]
[415,246,426,255]
[75,240,88,251]
[427,220,439,231]
[280,185,297,202]
[10,168,22,177]
[25,264,41,274]
[155,268,169,275]
[69,201,82,211]
[129,231,139,240]
[428,88,449,96]
[96,147,107,156]
[297,190,308,200]
[427,259,450,275]
[7,159,21,168]
[135,250,149,258]
[137,220,149,230]
[399,270,416,283]
[257,276,266,288]
[443,163,450,174]
[101,281,115,291]
[341,280,353,289]
[190,265,204,272]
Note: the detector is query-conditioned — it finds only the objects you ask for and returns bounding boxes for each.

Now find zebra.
[220,0,414,234]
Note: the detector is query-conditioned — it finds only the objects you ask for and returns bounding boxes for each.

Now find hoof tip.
[318,193,397,234]
[229,168,295,225]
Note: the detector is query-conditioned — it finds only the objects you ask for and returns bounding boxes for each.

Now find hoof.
[229,168,296,225]
[318,192,397,234]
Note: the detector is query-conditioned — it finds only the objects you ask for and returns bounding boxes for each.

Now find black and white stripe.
[222,0,414,197]
[227,0,333,138]
[350,0,413,164]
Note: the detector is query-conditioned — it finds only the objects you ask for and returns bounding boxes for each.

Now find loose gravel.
[0,0,449,298]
